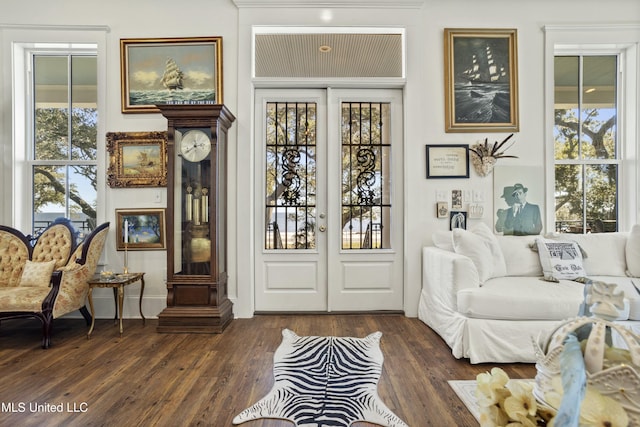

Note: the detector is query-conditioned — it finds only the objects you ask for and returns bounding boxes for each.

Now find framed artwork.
[493,166,544,236]
[444,28,519,133]
[107,131,168,188]
[115,209,166,251]
[120,36,223,113]
[452,190,463,210]
[425,144,470,178]
[450,211,467,230]
[436,202,449,219]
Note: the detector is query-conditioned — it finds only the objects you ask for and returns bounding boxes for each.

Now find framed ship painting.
[444,28,519,133]
[106,131,168,188]
[120,37,223,113]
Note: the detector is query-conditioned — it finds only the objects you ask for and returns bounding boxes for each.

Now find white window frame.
[5,27,108,232]
[544,24,640,232]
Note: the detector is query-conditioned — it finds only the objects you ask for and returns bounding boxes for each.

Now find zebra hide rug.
[233,328,408,427]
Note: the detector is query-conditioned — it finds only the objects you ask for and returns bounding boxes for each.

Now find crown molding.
[0,23,110,32]
[233,0,425,8]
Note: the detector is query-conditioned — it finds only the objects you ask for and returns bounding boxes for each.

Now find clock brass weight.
[156,104,235,333]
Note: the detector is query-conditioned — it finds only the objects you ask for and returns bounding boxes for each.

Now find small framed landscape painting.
[115,208,166,251]
[106,131,168,188]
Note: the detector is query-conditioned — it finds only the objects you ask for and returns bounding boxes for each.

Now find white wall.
[1,0,638,319]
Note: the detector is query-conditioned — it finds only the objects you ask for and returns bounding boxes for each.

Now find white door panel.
[254,88,403,312]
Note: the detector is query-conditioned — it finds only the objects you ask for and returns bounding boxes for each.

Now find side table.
[86,272,145,338]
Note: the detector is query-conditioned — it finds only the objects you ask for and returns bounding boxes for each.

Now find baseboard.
[62,295,168,319]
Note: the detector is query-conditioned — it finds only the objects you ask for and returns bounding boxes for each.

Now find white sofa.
[418,223,640,364]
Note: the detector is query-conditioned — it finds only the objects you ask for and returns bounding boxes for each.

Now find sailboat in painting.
[454,43,511,124]
[161,57,184,90]
[459,45,508,84]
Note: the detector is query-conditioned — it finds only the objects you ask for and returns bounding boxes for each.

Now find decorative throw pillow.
[627,224,640,277]
[452,223,507,283]
[535,237,587,282]
[19,260,56,287]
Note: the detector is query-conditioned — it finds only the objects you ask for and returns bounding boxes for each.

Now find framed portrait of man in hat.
[494,166,544,235]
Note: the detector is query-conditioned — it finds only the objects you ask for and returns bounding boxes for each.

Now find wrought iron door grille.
[341,102,391,250]
[265,102,317,249]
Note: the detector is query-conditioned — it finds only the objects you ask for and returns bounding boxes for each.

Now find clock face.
[180,129,211,162]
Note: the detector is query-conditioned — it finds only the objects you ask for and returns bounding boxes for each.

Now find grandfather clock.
[156,104,235,333]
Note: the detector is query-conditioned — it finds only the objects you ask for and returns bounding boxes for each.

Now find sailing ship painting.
[122,37,222,113]
[450,33,516,127]
[161,57,184,90]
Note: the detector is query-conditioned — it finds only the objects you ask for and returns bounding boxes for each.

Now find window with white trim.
[28,47,98,235]
[553,54,620,233]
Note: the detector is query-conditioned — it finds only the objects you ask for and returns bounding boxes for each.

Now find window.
[29,49,98,235]
[553,54,620,233]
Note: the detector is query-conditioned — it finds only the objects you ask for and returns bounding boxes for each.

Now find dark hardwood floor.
[0,314,536,426]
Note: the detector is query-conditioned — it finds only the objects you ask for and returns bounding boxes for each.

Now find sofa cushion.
[452,223,506,283]
[562,232,628,276]
[497,235,542,277]
[536,237,586,282]
[432,230,454,252]
[626,225,640,277]
[19,260,56,287]
[457,276,630,321]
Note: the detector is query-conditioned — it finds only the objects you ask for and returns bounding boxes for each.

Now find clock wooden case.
[156,104,235,333]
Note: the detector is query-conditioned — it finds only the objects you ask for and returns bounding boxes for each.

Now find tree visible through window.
[32,54,97,235]
[554,55,618,233]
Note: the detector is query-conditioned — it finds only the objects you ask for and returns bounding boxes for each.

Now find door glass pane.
[341,102,391,249]
[265,102,317,249]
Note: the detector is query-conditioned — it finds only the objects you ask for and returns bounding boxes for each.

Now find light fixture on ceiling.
[585,87,596,93]
[319,45,332,53]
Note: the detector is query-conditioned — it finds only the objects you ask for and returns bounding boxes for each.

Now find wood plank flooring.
[0,314,536,426]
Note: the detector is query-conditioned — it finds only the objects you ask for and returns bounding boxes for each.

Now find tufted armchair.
[0,221,109,348]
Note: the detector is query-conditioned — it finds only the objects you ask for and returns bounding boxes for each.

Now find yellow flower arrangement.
[475,367,628,427]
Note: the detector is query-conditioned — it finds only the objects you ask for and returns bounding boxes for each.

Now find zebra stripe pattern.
[233,329,408,427]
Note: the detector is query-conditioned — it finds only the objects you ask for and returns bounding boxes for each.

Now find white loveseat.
[418,223,640,364]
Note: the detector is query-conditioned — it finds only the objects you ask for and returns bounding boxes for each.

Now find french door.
[254,88,404,312]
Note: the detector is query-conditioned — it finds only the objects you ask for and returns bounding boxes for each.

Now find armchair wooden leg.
[80,306,92,326]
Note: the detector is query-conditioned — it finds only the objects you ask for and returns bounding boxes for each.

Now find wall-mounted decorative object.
[425,144,469,178]
[120,37,223,113]
[493,166,544,236]
[451,190,463,210]
[450,211,467,230]
[444,28,519,133]
[469,133,518,177]
[468,203,485,219]
[107,131,168,188]
[115,208,166,251]
[437,202,449,218]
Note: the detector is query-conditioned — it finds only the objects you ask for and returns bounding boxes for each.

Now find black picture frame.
[426,144,470,178]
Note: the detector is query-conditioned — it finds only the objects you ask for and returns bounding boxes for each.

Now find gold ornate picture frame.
[107,131,167,188]
[444,28,519,133]
[120,36,223,114]
[115,208,166,251]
